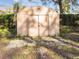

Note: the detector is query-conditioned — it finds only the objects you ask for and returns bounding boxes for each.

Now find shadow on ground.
[0,37,79,59]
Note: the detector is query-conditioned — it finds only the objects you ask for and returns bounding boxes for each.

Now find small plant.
[60,26,72,37]
[0,28,11,37]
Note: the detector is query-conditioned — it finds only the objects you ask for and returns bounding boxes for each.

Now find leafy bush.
[0,28,10,37]
[0,13,16,37]
[0,13,14,28]
[61,14,79,26]
[60,26,72,37]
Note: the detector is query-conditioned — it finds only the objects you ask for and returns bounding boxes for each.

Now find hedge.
[0,13,16,37]
[60,14,79,26]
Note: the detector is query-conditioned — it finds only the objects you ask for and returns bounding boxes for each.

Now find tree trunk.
[58,0,63,14]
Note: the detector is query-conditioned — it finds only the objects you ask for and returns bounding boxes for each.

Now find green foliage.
[13,2,20,13]
[0,28,10,37]
[0,13,15,37]
[60,26,72,37]
[0,14,14,28]
[62,0,70,13]
[61,14,79,26]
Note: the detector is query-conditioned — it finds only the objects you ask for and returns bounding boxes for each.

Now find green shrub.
[0,28,10,37]
[0,13,16,37]
[0,13,14,28]
[60,26,72,37]
[61,14,79,26]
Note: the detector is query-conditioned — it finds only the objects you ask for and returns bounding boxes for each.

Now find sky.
[0,0,58,9]
[0,0,14,7]
[0,0,42,7]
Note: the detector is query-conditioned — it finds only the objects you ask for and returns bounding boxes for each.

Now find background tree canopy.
[28,0,79,14]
